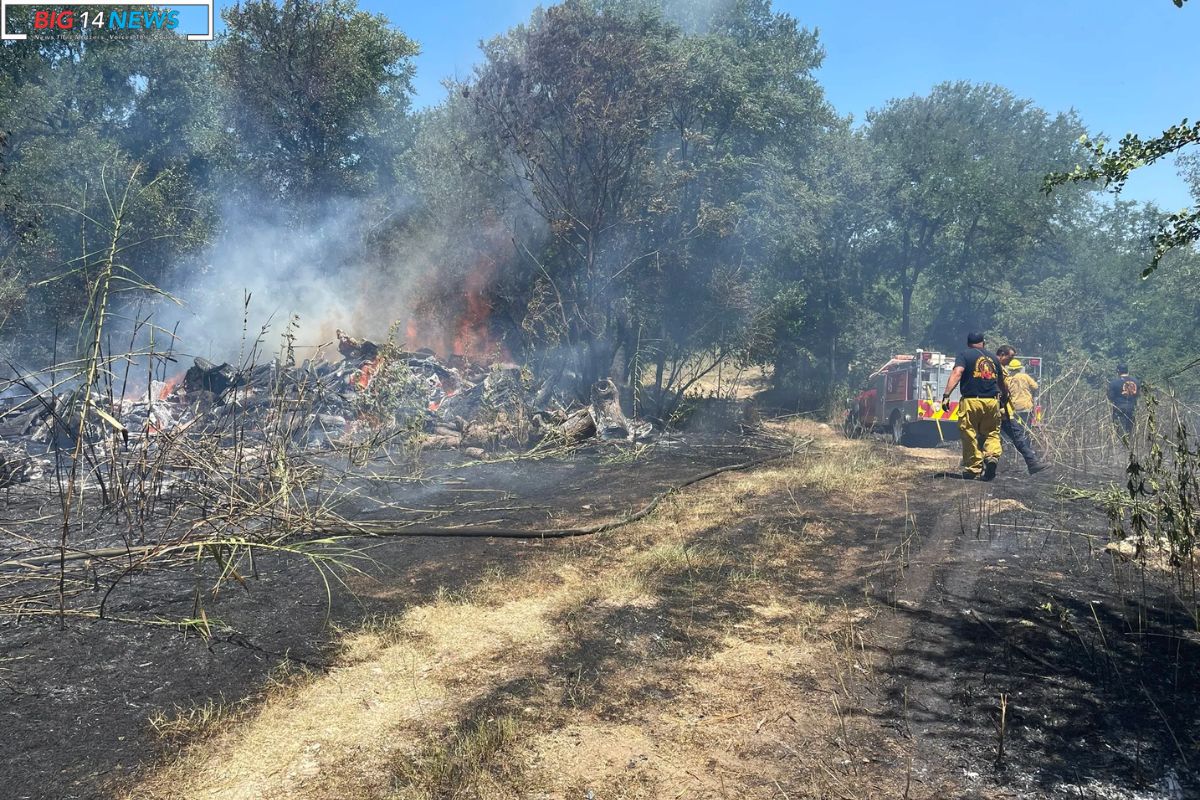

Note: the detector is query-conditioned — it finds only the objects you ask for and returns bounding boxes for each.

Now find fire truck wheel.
[889,412,907,446]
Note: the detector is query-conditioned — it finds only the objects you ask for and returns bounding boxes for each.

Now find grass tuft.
[391,713,524,799]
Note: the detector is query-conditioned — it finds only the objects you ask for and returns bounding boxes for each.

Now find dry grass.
[392,713,525,800]
[671,362,771,401]
[126,420,957,800]
[149,697,244,741]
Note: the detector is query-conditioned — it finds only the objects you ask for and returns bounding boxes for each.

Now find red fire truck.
[843,350,1043,446]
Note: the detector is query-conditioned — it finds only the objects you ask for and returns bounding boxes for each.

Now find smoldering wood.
[0,328,663,486]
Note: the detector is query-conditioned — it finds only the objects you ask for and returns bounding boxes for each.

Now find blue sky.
[357,0,1199,210]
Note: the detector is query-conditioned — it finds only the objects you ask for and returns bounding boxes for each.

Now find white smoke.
[136,195,418,367]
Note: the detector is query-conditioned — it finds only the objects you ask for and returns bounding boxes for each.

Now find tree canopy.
[0,0,1196,402]
[1044,1,1198,276]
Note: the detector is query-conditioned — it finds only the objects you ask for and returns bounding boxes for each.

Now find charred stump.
[589,378,630,440]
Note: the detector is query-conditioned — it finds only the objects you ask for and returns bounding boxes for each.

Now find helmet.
[1007,358,1023,371]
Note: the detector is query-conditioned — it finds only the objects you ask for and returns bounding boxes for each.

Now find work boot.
[962,470,981,481]
[981,458,998,482]
[1027,461,1050,475]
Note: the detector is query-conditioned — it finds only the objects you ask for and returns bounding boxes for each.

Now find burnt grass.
[2,428,1198,799]
[0,434,779,800]
[876,451,1200,799]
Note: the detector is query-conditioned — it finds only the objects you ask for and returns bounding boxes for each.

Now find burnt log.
[425,432,464,449]
[184,358,239,397]
[558,408,596,443]
[430,424,462,439]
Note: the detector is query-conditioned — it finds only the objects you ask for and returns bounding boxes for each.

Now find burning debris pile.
[0,330,660,487]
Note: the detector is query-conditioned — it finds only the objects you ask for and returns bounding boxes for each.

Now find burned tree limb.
[557,408,596,442]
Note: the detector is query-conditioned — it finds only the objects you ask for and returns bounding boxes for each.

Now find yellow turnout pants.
[957,397,1002,476]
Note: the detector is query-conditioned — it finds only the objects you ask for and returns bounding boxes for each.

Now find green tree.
[1046,121,1200,276]
[1043,1,1195,275]
[215,0,419,208]
[0,29,217,355]
[470,0,682,393]
[760,126,892,400]
[866,81,1088,344]
[464,0,842,407]
[640,0,837,408]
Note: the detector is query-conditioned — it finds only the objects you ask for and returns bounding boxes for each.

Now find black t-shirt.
[954,348,1002,399]
[1108,375,1140,409]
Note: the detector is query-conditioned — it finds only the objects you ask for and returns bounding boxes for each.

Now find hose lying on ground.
[0,450,794,569]
[338,450,791,539]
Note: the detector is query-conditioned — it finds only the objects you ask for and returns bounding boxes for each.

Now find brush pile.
[0,331,660,486]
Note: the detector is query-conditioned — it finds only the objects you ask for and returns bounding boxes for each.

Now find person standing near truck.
[942,332,1008,481]
[995,347,1049,475]
[1107,364,1140,436]
[996,347,1038,428]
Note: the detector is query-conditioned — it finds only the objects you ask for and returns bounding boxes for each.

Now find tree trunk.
[589,377,630,440]
[901,281,914,340]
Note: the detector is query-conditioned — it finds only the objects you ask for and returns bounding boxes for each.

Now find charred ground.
[3,417,1195,799]
[0,431,782,799]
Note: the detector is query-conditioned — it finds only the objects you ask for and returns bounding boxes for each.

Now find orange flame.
[158,373,183,401]
[453,258,505,360]
[404,254,510,362]
[355,357,381,390]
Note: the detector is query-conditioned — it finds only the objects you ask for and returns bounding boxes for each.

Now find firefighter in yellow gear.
[996,350,1050,474]
[997,351,1037,428]
[941,332,1009,481]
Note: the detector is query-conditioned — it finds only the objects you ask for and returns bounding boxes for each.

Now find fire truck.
[843,350,1044,446]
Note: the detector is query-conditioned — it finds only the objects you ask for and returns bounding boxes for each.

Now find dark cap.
[967,331,986,345]
[1117,363,1129,374]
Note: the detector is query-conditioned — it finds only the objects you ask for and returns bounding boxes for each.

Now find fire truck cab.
[844,350,1043,446]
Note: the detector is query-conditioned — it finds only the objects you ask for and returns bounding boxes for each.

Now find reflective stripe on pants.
[958,397,1002,475]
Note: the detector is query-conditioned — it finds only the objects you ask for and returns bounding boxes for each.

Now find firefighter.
[996,347,1037,428]
[1107,364,1141,436]
[942,332,1008,481]
[996,347,1049,475]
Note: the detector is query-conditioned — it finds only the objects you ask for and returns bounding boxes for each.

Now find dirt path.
[6,422,1196,799]
[115,419,945,800]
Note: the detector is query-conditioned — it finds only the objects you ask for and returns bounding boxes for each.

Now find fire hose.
[0,451,793,570]
[337,450,792,539]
